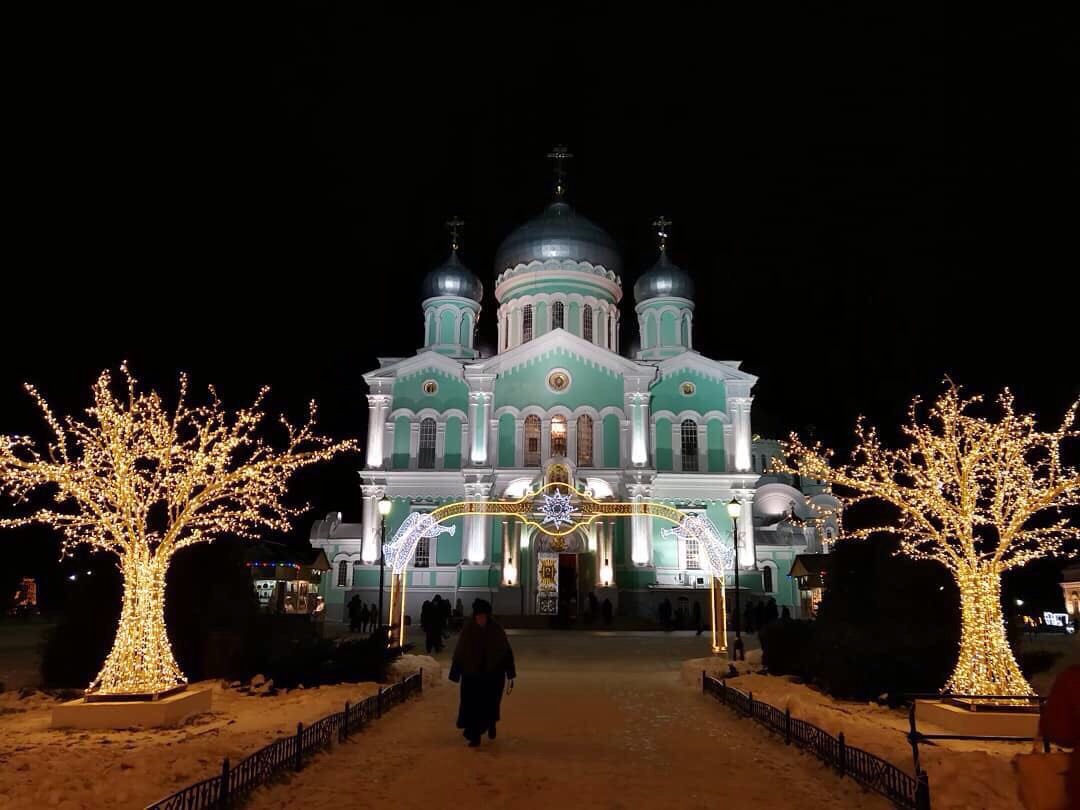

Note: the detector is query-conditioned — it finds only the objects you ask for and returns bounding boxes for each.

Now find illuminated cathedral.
[311,149,837,625]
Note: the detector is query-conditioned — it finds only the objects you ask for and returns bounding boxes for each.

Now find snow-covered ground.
[246,631,888,810]
[0,677,385,809]
[682,654,1051,810]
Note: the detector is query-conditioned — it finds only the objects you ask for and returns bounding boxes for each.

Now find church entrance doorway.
[557,553,578,621]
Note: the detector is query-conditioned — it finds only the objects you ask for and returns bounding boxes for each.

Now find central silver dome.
[495,201,621,274]
[420,251,483,302]
[633,253,695,302]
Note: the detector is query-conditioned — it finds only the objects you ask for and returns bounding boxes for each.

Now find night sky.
[4,6,1077,602]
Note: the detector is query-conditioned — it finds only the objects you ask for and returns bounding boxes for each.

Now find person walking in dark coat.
[692,600,703,636]
[602,598,613,626]
[448,599,516,747]
[347,595,362,632]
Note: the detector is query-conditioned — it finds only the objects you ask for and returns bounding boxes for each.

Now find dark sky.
[3,6,1077,592]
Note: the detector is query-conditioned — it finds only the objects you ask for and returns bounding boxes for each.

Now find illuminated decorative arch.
[381,480,735,652]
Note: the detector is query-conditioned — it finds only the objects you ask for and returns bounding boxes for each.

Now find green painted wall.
[439,309,457,344]
[445,416,462,469]
[491,517,503,559]
[494,347,624,411]
[498,413,516,466]
[568,302,580,336]
[535,301,547,337]
[652,527,677,567]
[392,416,410,469]
[436,515,463,564]
[500,280,617,303]
[660,311,678,346]
[459,312,471,346]
[655,417,673,471]
[650,369,726,417]
[603,413,621,468]
[392,367,469,414]
[707,420,725,472]
[644,312,657,349]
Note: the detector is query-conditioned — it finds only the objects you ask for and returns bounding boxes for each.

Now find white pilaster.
[731,396,753,473]
[463,480,492,563]
[360,484,385,563]
[465,372,495,466]
[365,393,392,469]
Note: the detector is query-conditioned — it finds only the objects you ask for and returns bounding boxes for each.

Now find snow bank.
[685,665,1031,810]
[389,654,442,687]
[0,679,381,809]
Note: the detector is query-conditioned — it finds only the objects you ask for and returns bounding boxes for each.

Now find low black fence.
[703,674,929,810]
[147,671,424,810]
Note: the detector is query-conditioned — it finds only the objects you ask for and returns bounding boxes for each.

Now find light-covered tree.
[777,385,1078,695]
[0,366,355,695]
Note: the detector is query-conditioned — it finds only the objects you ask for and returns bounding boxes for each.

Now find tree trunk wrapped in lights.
[775,385,1078,696]
[0,366,355,696]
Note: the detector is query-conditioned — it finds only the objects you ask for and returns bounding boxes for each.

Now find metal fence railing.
[703,673,930,810]
[147,671,424,809]
[902,693,1048,773]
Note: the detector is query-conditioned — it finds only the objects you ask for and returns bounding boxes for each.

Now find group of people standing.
[420,594,453,653]
[657,597,704,634]
[346,595,378,633]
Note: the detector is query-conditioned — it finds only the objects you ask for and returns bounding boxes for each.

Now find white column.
[568,417,578,466]
[468,391,492,465]
[697,423,708,473]
[731,396,753,472]
[514,417,525,467]
[540,416,552,464]
[365,394,392,469]
[626,393,651,467]
[408,422,420,469]
[628,483,652,565]
[735,490,756,569]
[360,484,385,563]
[464,482,492,563]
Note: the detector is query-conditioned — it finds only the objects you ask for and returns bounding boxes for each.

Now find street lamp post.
[377,496,392,641]
[727,497,742,653]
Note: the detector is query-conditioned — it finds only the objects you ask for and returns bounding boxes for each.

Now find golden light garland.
[775,384,1078,696]
[0,365,355,696]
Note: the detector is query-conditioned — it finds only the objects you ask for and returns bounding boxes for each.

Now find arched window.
[414,536,431,568]
[522,305,533,342]
[680,419,699,471]
[418,418,437,469]
[685,536,700,570]
[577,414,593,466]
[524,415,541,466]
[583,304,593,342]
[552,301,564,330]
[550,415,567,457]
[336,560,348,588]
[762,564,774,593]
[503,315,510,349]
[609,315,616,349]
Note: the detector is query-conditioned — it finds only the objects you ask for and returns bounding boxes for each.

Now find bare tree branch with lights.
[0,365,356,696]
[775,384,1078,696]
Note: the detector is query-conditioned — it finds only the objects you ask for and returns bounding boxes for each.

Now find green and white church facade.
[311,165,838,624]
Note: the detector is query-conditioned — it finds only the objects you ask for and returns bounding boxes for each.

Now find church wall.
[650,369,727,416]
[392,416,410,469]
[444,416,462,469]
[534,301,547,338]
[493,347,624,411]
[391,368,469,414]
[603,414,620,466]
[567,301,580,336]
[497,413,515,466]
[707,421,725,472]
[655,417,673,470]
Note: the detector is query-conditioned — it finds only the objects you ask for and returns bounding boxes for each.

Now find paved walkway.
[247,632,886,810]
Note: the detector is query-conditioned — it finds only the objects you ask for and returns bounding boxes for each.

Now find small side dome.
[633,252,695,302]
[420,250,483,302]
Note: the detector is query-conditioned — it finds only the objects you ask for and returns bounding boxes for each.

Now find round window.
[681,381,696,396]
[422,380,438,395]
[546,369,571,393]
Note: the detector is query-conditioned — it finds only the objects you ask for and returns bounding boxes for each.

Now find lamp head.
[377,497,393,517]
[726,497,742,519]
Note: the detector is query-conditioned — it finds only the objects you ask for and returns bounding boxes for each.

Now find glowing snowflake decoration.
[539,489,576,529]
